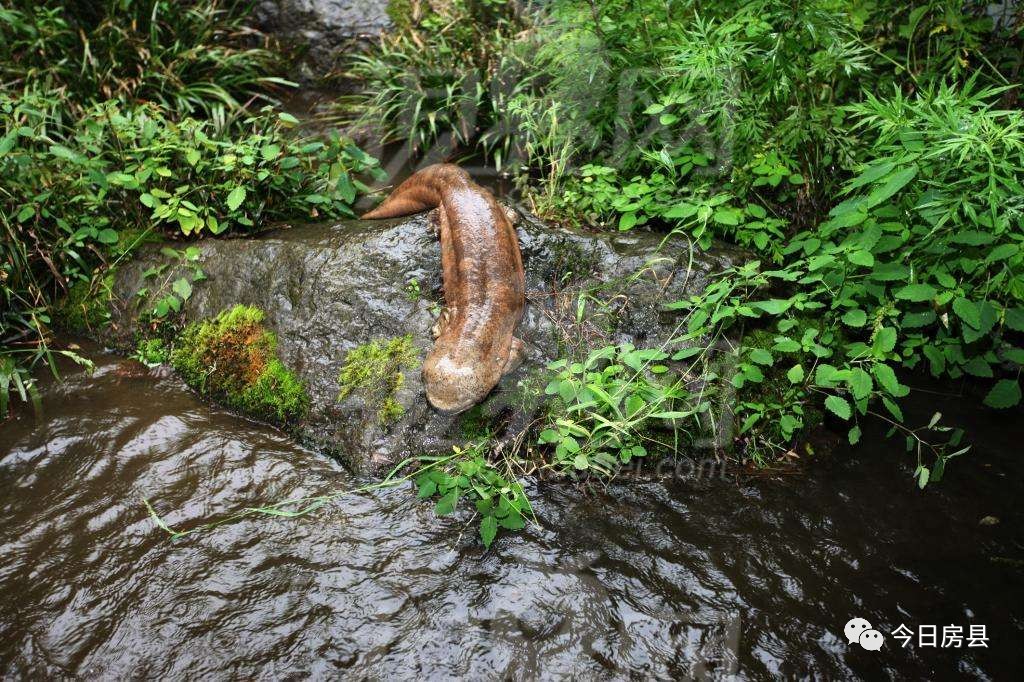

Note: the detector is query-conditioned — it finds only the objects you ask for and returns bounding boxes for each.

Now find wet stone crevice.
[106,210,741,473]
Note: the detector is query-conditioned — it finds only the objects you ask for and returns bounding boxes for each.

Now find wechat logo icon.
[845,617,885,651]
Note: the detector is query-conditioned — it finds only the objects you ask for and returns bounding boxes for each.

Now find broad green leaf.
[1004,308,1024,332]
[171,278,192,300]
[824,395,852,420]
[435,490,458,516]
[984,379,1021,409]
[849,368,873,400]
[871,363,906,397]
[848,425,862,445]
[962,356,993,378]
[786,364,804,384]
[873,327,897,354]
[480,516,498,547]
[842,309,867,327]
[751,299,793,315]
[952,298,981,329]
[226,186,247,212]
[895,283,937,302]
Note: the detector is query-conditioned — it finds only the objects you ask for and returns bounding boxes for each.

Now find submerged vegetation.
[172,305,309,423]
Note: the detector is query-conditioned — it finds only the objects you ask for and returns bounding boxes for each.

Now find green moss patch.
[337,335,419,425]
[171,305,308,423]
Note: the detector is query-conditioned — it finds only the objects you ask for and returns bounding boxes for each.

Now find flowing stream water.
[1,345,1022,679]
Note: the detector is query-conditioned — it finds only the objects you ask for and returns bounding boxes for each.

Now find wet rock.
[108,212,741,473]
[254,0,391,73]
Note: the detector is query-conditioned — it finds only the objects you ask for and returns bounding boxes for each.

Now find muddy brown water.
[1,345,1022,679]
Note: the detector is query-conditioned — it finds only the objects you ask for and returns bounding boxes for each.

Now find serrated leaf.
[849,368,873,400]
[962,356,993,378]
[226,186,247,212]
[787,364,804,384]
[1005,308,1024,332]
[435,490,458,516]
[952,298,981,329]
[480,516,498,548]
[984,380,1021,409]
[842,309,867,327]
[824,395,852,420]
[848,425,861,445]
[895,283,937,302]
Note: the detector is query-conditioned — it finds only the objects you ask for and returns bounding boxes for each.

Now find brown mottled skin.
[361,164,526,413]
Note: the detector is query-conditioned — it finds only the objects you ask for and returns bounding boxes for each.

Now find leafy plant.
[414,442,533,549]
[538,343,707,475]
[0,0,288,124]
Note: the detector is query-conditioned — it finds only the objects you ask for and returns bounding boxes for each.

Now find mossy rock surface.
[171,305,309,424]
[108,209,741,474]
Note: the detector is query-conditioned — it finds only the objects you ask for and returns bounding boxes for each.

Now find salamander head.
[422,347,498,414]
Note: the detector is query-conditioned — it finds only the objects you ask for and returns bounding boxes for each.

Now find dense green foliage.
[0,1,381,416]
[359,0,1024,488]
[172,305,309,422]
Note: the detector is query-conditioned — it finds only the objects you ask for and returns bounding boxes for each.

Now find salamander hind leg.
[501,337,526,376]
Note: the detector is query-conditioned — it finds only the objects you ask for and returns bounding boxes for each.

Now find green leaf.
[786,364,805,384]
[573,453,589,470]
[864,165,918,208]
[901,310,936,328]
[848,425,862,445]
[949,230,994,246]
[871,363,908,397]
[984,380,1021,409]
[952,298,981,329]
[538,429,559,444]
[618,212,637,231]
[748,348,774,365]
[962,356,993,378]
[480,515,498,548]
[97,228,119,244]
[417,479,437,498]
[751,299,793,315]
[917,466,930,489]
[895,283,937,302]
[847,250,874,267]
[1005,308,1024,332]
[873,327,898,355]
[226,186,247,212]
[842,309,867,327]
[824,395,852,420]
[171,278,192,300]
[435,490,458,516]
[849,368,873,400]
